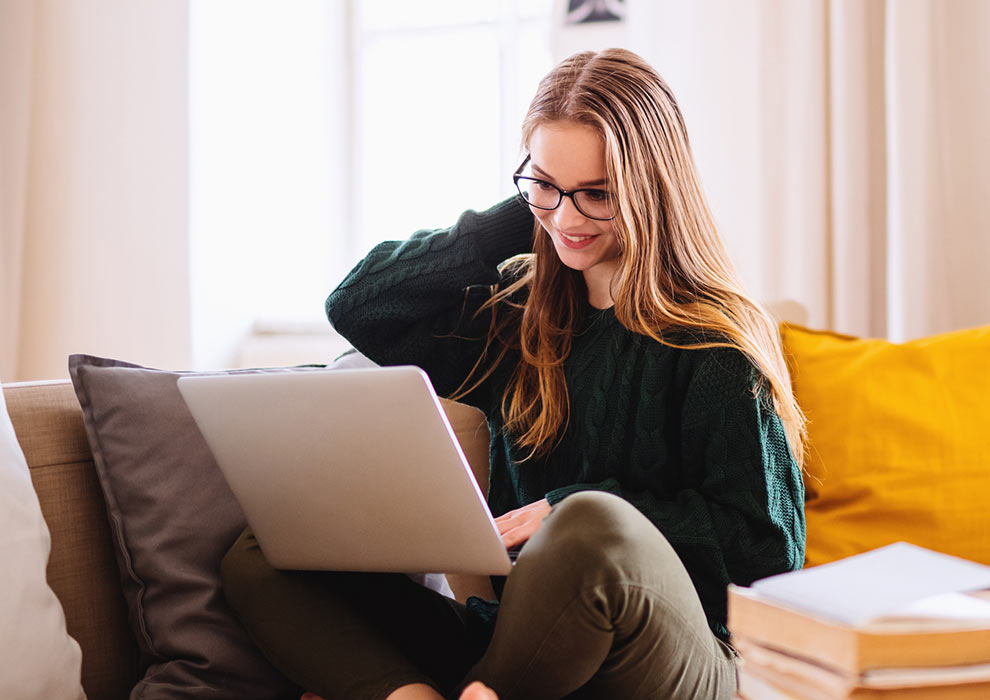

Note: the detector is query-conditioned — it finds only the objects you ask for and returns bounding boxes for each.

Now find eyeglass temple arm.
[514,154,531,176]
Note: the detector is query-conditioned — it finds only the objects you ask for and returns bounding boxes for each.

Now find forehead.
[528,121,605,186]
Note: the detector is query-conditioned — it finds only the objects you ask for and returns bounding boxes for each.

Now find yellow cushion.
[781,323,990,568]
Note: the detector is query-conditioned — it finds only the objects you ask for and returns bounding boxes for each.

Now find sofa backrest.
[4,380,140,700]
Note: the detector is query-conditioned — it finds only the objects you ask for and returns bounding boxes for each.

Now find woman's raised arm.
[325,197,533,406]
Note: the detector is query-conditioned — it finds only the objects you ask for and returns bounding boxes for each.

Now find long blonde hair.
[454,48,805,465]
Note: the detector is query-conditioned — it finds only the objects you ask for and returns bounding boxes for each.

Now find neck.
[583,265,617,309]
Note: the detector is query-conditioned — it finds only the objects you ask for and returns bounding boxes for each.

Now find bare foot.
[460,681,499,700]
[301,682,497,700]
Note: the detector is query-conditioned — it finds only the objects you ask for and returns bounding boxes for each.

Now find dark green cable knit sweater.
[325,197,805,639]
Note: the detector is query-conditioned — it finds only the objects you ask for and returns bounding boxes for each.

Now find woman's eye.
[535,181,556,192]
[585,190,610,202]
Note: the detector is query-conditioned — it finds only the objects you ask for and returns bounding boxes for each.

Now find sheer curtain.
[627,0,990,341]
[0,0,190,382]
[0,0,34,381]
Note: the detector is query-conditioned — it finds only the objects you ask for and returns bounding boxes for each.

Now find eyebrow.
[531,163,607,189]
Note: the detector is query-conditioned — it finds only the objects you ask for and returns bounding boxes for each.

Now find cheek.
[533,209,554,233]
[595,220,619,241]
[595,219,616,236]
[601,222,623,256]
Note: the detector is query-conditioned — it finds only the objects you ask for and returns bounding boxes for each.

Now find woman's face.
[526,121,621,307]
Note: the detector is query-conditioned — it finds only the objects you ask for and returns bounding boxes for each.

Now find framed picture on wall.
[566,0,625,25]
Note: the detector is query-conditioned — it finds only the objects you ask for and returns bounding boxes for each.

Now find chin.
[542,226,620,275]
[551,244,596,272]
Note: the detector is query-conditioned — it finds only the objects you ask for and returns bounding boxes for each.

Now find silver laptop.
[177,366,512,575]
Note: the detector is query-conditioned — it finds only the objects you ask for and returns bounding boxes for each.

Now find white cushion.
[0,383,85,700]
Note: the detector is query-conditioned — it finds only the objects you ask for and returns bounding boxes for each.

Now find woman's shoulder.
[642,329,759,386]
[639,325,736,356]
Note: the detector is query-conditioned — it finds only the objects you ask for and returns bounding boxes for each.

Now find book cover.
[728,585,990,673]
[750,543,990,627]
[728,543,990,673]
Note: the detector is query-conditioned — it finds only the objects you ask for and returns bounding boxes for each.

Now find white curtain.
[627,0,990,341]
[0,0,34,381]
[0,0,190,382]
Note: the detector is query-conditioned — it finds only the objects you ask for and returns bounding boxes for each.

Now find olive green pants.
[221,491,738,700]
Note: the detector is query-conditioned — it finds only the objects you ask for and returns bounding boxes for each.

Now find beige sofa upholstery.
[5,381,141,699]
[4,379,494,700]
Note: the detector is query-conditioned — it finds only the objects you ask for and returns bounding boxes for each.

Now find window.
[189,0,552,369]
[351,0,553,255]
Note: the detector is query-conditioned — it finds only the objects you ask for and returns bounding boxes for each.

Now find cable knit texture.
[326,197,805,638]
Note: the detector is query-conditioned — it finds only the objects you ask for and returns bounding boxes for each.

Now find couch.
[4,380,141,699]
[4,320,988,699]
[3,378,494,700]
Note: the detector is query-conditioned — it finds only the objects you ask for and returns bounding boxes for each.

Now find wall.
[551,0,628,60]
[15,0,190,380]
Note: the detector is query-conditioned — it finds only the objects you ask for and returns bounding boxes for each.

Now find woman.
[222,48,806,700]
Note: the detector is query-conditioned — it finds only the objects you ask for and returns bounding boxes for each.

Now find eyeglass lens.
[515,178,615,220]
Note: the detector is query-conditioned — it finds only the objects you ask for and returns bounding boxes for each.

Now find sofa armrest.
[3,380,141,700]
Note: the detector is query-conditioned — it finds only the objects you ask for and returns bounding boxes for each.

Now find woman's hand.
[495,499,552,550]
[460,681,499,699]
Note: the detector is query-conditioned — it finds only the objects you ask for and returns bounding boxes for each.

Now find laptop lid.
[177,366,512,575]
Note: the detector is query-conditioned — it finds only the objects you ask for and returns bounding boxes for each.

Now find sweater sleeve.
[325,197,534,406]
[544,349,806,634]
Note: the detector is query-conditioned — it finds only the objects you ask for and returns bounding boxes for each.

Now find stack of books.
[728,543,990,699]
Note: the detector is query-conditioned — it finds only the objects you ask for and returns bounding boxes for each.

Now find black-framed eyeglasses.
[513,155,617,221]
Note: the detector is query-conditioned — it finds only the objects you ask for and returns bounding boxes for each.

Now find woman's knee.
[543,491,653,547]
[541,491,656,553]
[531,492,675,575]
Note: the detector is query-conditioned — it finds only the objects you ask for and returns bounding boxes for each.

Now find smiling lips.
[557,230,600,249]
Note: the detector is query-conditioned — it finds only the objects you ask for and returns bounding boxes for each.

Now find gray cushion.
[67,354,321,700]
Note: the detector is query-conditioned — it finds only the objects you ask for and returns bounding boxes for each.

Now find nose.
[552,194,587,230]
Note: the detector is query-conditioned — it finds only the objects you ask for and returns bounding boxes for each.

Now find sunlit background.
[3,0,988,381]
[189,0,554,368]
